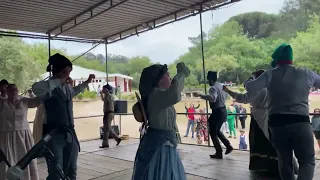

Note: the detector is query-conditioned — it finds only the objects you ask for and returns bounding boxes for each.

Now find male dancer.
[194,71,233,159]
[32,53,95,180]
[99,84,122,148]
[245,43,320,180]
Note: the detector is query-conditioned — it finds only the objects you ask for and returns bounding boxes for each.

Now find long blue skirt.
[132,144,186,180]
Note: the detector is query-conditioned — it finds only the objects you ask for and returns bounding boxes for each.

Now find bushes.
[75,90,97,100]
[121,94,136,100]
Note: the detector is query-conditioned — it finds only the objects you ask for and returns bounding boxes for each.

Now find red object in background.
[187,108,195,120]
[124,79,127,92]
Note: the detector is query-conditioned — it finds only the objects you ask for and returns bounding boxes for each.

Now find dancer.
[245,43,320,180]
[0,79,8,99]
[194,71,233,159]
[132,62,190,180]
[223,70,280,176]
[312,108,320,149]
[32,53,95,180]
[99,84,122,148]
[0,84,40,180]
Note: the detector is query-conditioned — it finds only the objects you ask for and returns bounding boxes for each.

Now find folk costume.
[227,70,281,176]
[132,63,189,180]
[32,54,89,180]
[199,71,233,159]
[100,84,121,148]
[0,96,40,180]
[245,44,320,180]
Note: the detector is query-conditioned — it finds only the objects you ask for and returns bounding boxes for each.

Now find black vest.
[43,87,73,135]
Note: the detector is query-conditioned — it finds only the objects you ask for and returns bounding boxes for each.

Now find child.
[197,134,203,144]
[239,130,248,150]
[227,106,236,139]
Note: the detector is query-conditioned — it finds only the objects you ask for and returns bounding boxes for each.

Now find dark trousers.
[46,133,79,180]
[239,117,246,129]
[102,113,119,146]
[208,107,231,153]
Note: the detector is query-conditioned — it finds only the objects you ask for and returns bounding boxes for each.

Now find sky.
[24,0,285,64]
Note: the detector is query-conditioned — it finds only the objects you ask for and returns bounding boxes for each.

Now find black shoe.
[225,146,233,155]
[184,135,187,137]
[99,145,109,148]
[209,153,223,159]
[116,138,122,146]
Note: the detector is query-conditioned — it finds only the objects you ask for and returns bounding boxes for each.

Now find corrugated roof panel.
[0,0,236,43]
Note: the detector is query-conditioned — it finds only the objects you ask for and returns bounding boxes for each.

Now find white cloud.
[24,0,284,64]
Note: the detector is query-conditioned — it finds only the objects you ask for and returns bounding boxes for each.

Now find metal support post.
[199,8,210,147]
[48,34,52,77]
[105,43,109,83]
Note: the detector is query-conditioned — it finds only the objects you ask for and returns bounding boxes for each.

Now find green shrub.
[121,94,136,100]
[76,93,83,100]
[238,87,245,93]
[76,90,97,100]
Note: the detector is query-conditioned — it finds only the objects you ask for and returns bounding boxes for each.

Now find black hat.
[0,79,9,85]
[46,53,73,74]
[103,84,114,94]
[207,71,217,81]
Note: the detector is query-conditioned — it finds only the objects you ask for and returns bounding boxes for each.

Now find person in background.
[220,118,229,134]
[99,84,122,148]
[32,53,95,180]
[194,71,233,159]
[0,84,41,180]
[227,106,236,139]
[0,79,8,99]
[239,130,248,150]
[194,109,201,136]
[198,108,208,143]
[239,104,247,129]
[245,43,320,180]
[231,99,239,128]
[312,108,320,149]
[184,103,199,138]
[132,62,190,180]
[97,85,101,96]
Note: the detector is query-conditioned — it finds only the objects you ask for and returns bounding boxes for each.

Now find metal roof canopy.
[0,0,238,44]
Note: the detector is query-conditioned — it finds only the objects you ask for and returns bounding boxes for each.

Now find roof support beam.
[48,0,129,37]
[105,0,239,44]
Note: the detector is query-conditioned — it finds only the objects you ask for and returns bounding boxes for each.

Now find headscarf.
[139,64,168,116]
[0,79,8,85]
[46,53,73,75]
[271,43,293,68]
[252,69,265,78]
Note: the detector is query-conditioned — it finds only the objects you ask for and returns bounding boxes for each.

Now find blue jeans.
[46,134,79,180]
[185,120,195,138]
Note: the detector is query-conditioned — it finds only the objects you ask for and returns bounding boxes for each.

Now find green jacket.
[227,109,236,122]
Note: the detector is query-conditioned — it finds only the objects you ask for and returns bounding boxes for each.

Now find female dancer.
[132,62,190,180]
[0,84,40,180]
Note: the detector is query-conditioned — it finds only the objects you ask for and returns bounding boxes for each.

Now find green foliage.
[120,93,136,100]
[238,87,245,93]
[75,90,97,100]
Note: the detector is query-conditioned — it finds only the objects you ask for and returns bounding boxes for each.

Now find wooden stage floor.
[36,139,320,180]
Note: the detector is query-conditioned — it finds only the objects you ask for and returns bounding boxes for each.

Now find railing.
[27,112,320,159]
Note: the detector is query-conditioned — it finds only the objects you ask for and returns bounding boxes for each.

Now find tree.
[0,37,41,90]
[290,15,320,73]
[229,12,280,39]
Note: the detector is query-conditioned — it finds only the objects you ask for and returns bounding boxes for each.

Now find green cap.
[271,43,293,68]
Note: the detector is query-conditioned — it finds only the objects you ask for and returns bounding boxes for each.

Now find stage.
[36,139,320,180]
